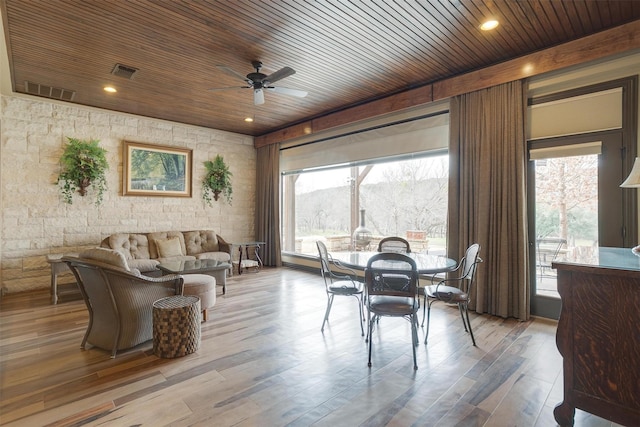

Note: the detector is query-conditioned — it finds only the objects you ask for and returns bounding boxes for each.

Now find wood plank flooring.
[0,267,624,426]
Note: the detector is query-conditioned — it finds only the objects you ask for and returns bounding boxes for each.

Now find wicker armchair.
[63,250,184,358]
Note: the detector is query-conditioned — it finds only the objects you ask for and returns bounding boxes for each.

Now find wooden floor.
[0,267,623,426]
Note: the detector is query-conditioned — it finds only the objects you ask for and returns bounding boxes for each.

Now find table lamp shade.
[620,157,640,188]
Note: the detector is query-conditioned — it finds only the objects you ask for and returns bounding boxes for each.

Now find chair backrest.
[316,240,333,283]
[377,236,411,253]
[460,243,480,278]
[365,252,418,298]
[536,237,567,265]
[457,243,482,293]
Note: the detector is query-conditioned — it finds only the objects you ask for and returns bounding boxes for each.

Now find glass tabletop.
[157,259,231,274]
[329,251,457,274]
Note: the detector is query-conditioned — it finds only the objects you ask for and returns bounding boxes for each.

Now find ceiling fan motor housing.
[247,72,268,87]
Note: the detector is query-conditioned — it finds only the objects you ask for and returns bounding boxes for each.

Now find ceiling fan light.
[254,88,265,105]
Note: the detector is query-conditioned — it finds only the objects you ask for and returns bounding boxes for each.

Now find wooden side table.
[46,253,79,304]
[152,295,201,358]
[231,241,265,275]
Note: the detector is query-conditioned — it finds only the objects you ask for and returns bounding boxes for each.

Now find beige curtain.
[255,144,282,267]
[448,80,529,320]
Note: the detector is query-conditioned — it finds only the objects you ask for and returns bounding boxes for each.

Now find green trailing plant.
[56,137,109,205]
[202,155,232,205]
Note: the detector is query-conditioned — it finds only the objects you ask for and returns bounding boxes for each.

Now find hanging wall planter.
[56,137,109,205]
[202,154,233,206]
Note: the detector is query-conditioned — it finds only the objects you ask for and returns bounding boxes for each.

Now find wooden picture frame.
[123,141,192,197]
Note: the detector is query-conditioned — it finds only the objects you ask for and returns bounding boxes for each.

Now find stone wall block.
[2,239,30,252]
[89,112,111,125]
[26,101,54,118]
[4,275,50,293]
[2,135,28,153]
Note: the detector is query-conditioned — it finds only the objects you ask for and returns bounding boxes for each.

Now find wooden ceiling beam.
[255,20,640,149]
[434,19,640,100]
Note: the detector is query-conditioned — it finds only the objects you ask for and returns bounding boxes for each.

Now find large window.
[280,110,450,257]
[282,154,449,256]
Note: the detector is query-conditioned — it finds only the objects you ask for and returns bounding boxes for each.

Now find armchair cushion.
[128,258,160,272]
[80,247,130,271]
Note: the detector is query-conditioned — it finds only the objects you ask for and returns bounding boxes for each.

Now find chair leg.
[365,312,373,342]
[424,301,433,344]
[421,294,427,327]
[458,303,468,332]
[321,294,334,332]
[367,313,374,367]
[411,313,418,370]
[355,294,364,336]
[463,303,477,346]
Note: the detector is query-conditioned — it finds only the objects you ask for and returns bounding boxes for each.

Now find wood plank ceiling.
[2,0,640,137]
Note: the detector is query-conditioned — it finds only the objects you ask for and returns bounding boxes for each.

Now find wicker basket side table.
[152,295,201,358]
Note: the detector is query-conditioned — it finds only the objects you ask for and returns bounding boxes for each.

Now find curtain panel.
[256,144,282,267]
[448,80,530,321]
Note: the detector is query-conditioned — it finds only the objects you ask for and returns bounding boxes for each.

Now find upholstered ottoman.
[182,274,216,321]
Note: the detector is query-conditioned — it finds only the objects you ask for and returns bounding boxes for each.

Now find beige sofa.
[100,230,232,275]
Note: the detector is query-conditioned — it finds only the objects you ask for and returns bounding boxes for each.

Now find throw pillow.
[155,237,183,258]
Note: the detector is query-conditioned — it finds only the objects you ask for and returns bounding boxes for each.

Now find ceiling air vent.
[24,81,76,101]
[111,63,138,79]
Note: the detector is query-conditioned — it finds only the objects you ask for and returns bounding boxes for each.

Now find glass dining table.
[329,251,457,275]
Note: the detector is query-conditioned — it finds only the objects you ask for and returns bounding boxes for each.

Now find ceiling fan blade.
[254,88,265,105]
[267,86,308,98]
[263,66,295,85]
[208,86,251,92]
[216,65,252,84]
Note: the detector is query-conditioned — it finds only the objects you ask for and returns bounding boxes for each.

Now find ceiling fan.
[210,61,308,105]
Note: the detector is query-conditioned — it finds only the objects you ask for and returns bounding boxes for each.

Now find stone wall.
[0,94,256,294]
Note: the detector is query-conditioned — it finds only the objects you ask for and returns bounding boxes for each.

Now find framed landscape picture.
[123,141,192,197]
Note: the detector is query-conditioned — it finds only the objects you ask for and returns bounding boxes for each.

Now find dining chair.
[365,252,420,370]
[421,243,482,346]
[377,236,411,253]
[316,241,365,336]
[536,237,566,279]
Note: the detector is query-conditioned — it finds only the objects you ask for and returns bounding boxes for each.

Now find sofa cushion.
[148,231,186,259]
[184,230,219,255]
[194,252,231,262]
[157,255,196,263]
[155,237,184,258]
[108,233,150,260]
[80,247,130,271]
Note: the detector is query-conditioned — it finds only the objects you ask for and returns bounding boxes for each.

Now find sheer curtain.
[255,144,282,267]
[448,80,529,320]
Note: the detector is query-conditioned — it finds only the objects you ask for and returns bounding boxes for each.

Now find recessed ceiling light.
[480,20,499,31]
[103,86,117,93]
[244,117,254,122]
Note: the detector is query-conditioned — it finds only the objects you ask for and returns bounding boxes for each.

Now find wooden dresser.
[553,247,640,426]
